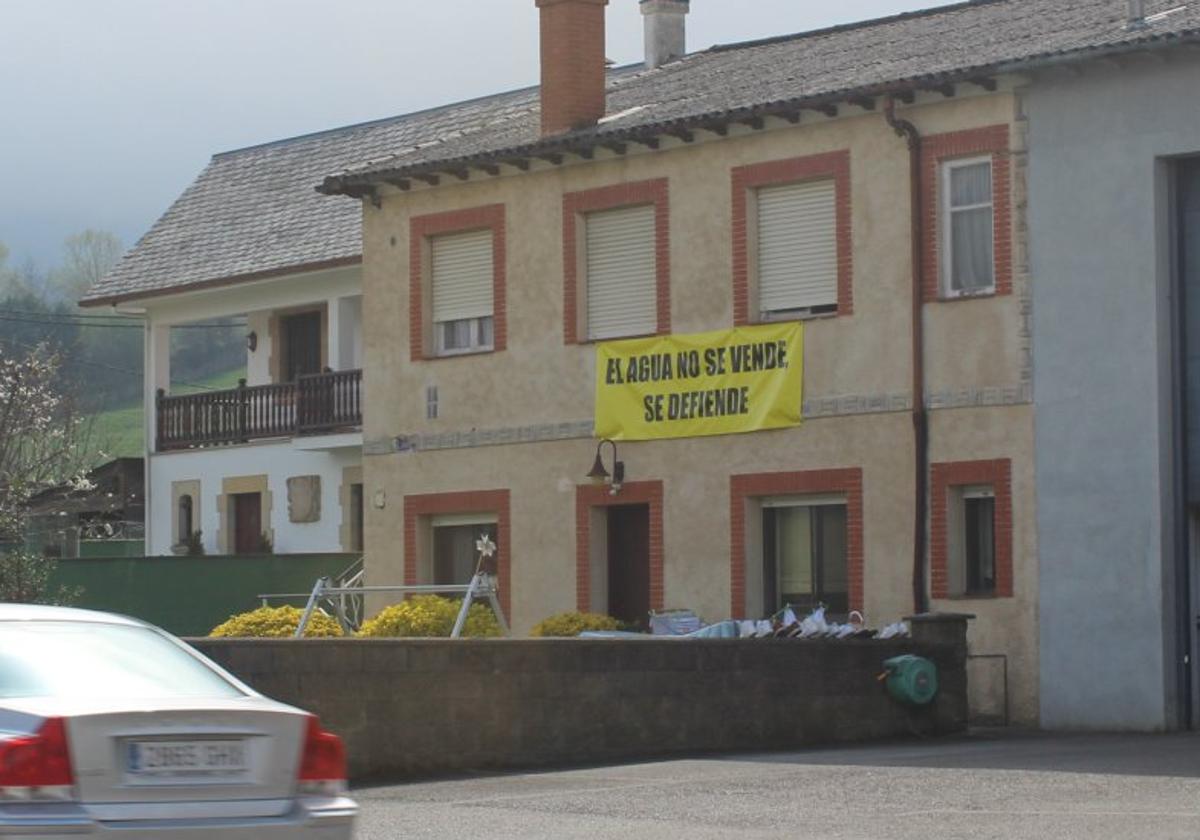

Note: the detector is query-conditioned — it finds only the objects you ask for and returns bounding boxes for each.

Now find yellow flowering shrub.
[530,611,622,637]
[356,595,501,638]
[209,605,344,638]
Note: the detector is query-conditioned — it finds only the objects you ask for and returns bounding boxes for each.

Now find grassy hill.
[88,368,246,461]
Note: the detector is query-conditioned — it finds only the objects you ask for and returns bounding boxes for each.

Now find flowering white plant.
[0,345,92,604]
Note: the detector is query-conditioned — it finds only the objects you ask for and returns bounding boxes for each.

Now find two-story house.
[78,89,563,557]
[81,0,1200,729]
[313,0,1076,722]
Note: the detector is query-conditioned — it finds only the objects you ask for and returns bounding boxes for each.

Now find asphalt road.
[353,731,1200,840]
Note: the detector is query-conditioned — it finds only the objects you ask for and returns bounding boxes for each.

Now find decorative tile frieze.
[363,383,1032,456]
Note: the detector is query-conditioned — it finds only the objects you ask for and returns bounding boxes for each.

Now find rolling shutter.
[585,204,657,340]
[431,229,494,324]
[756,179,838,314]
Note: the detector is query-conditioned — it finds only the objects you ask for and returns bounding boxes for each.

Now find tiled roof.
[323,0,1200,190]
[81,87,544,305]
[83,0,1200,306]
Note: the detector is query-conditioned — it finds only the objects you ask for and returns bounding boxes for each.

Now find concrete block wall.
[191,615,968,781]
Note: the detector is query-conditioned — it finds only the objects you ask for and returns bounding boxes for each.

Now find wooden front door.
[232,492,262,555]
[607,504,651,628]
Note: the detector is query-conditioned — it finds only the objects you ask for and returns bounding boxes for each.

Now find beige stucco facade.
[357,86,1038,723]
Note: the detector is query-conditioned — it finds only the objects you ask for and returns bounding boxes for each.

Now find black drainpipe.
[884,96,930,615]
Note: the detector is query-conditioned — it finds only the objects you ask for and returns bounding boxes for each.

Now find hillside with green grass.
[89,368,246,461]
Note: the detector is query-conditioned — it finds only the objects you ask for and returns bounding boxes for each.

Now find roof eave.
[318,29,1200,198]
[78,254,363,309]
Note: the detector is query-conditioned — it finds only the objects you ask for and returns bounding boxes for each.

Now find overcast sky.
[0,0,932,270]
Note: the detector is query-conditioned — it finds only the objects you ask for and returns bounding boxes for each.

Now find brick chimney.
[537,0,609,136]
[641,0,689,69]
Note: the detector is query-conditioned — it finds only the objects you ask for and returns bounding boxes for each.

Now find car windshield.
[0,621,245,700]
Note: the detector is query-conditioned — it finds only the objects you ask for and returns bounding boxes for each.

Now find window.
[431,515,497,586]
[731,151,852,325]
[584,204,657,341]
[941,157,995,296]
[562,179,669,344]
[756,179,838,318]
[930,459,1012,599]
[431,229,495,356]
[762,497,848,615]
[177,495,193,544]
[920,125,1010,300]
[0,622,244,701]
[410,204,505,361]
[963,489,996,594]
[948,486,996,596]
[403,489,512,618]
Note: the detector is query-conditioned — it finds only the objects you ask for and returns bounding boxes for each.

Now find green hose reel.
[881,654,939,706]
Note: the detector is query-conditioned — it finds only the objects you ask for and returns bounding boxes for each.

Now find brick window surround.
[574,480,665,613]
[562,179,671,344]
[920,124,1012,301]
[403,489,512,618]
[930,459,1013,599]
[729,468,864,618]
[409,204,507,361]
[731,150,853,325]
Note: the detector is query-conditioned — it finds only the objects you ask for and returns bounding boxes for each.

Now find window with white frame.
[761,495,848,615]
[584,204,657,341]
[948,485,996,596]
[430,229,495,355]
[755,178,838,318]
[942,157,995,296]
[430,514,498,587]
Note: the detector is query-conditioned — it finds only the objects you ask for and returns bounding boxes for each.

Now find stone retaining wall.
[190,614,968,781]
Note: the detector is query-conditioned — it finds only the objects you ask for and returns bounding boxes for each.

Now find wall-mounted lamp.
[246,331,258,352]
[586,439,625,496]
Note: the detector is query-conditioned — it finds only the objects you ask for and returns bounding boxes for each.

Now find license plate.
[126,740,247,775]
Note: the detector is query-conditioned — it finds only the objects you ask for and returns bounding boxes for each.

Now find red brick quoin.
[562,178,671,344]
[929,459,1013,599]
[409,204,507,361]
[920,124,1013,301]
[731,150,853,325]
[574,481,665,613]
[728,468,864,618]
[403,489,512,619]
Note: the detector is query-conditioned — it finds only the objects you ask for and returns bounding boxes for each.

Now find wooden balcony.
[156,369,362,451]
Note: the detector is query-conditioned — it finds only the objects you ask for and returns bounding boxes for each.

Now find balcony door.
[282,311,322,382]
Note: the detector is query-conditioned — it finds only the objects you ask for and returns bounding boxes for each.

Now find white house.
[80,88,545,556]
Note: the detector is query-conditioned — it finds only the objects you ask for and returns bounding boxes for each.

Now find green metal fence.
[48,553,359,637]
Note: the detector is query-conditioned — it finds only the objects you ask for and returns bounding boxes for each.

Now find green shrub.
[530,611,622,638]
[357,595,502,638]
[209,605,343,638]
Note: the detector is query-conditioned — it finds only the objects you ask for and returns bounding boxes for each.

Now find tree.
[51,230,123,303]
[0,241,30,299]
[0,345,92,605]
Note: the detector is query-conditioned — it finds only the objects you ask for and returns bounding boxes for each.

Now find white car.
[0,604,356,838]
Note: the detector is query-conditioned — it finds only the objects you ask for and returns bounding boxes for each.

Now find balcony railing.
[156,369,362,451]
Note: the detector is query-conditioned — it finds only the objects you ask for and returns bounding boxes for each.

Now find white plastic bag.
[799,606,828,638]
[878,620,910,640]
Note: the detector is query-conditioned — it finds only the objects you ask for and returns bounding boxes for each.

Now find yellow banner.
[594,322,803,441]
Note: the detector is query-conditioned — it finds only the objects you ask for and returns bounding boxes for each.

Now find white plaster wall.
[148,441,361,555]
[1026,52,1200,730]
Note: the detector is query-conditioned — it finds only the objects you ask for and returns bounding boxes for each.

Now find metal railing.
[156,369,362,450]
[258,556,509,639]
